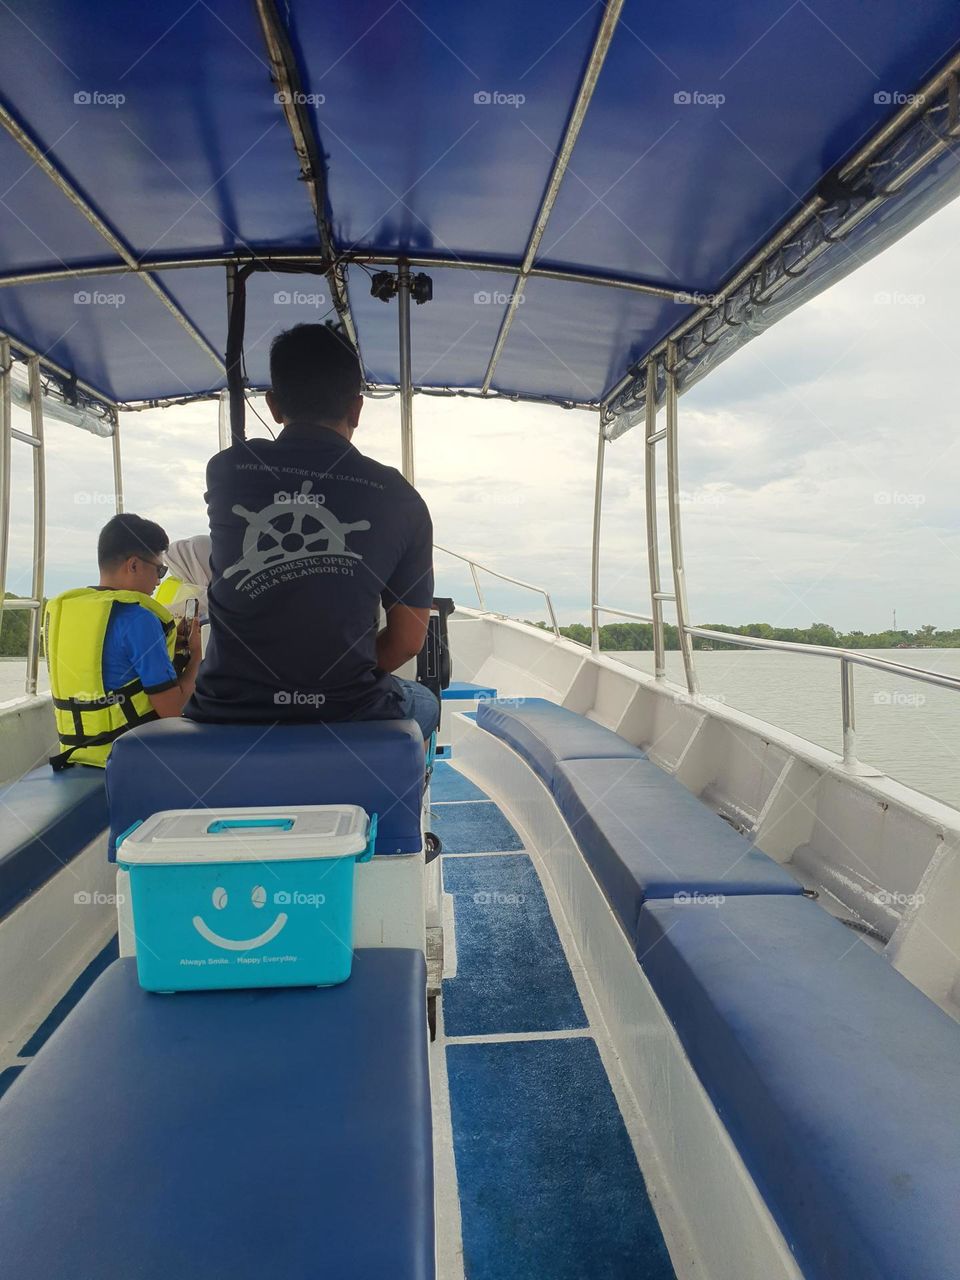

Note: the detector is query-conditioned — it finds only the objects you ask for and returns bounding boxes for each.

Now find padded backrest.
[0,765,108,919]
[106,718,424,858]
[475,697,645,787]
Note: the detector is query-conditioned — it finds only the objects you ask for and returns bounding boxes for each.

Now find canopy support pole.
[665,342,698,694]
[111,412,124,514]
[225,263,251,444]
[644,359,667,678]
[24,358,46,696]
[481,0,625,391]
[590,416,605,653]
[0,338,10,645]
[398,261,415,485]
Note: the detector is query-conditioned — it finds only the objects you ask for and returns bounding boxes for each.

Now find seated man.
[45,514,201,769]
[186,324,440,739]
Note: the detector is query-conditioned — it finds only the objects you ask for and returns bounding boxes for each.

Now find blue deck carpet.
[447,1037,676,1280]
[432,800,524,854]
[430,762,490,803]
[442,855,587,1036]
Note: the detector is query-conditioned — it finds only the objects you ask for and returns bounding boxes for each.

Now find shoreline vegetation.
[2,595,956,657]
[529,619,960,651]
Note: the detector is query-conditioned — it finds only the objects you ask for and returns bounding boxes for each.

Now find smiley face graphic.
[192,883,288,951]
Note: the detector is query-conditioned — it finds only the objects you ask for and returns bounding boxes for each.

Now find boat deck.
[429,758,681,1279]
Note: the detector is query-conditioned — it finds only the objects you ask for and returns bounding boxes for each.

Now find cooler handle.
[357,813,378,863]
[206,817,295,834]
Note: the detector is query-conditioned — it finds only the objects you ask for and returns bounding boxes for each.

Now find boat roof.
[1,2,959,427]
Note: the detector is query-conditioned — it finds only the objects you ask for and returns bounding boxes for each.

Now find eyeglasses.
[142,558,168,580]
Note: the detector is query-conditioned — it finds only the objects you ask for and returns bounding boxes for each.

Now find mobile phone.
[184,597,199,624]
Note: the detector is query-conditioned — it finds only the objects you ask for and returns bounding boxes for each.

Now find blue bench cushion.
[106,717,425,858]
[637,896,960,1280]
[476,697,645,787]
[442,681,498,700]
[0,951,434,1280]
[0,764,108,920]
[554,759,801,941]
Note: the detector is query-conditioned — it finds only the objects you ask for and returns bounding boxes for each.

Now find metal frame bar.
[0,104,224,377]
[0,251,692,301]
[686,624,960,771]
[24,356,45,695]
[480,0,625,391]
[664,341,698,693]
[225,262,254,443]
[589,415,605,652]
[112,413,124,513]
[644,358,667,678]
[397,261,415,484]
[253,0,360,356]
[0,337,10,643]
[435,544,560,637]
[2,329,117,414]
[594,605,653,624]
[601,53,960,420]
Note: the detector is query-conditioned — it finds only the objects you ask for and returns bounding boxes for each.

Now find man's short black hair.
[269,323,362,423]
[97,513,169,569]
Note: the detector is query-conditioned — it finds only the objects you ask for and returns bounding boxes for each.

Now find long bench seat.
[475,698,801,943]
[475,695,960,1277]
[637,896,960,1279]
[0,764,108,920]
[106,717,426,858]
[475,696,648,788]
[0,950,434,1280]
[554,757,801,941]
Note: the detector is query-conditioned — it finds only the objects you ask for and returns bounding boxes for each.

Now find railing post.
[111,411,124,513]
[469,562,486,610]
[217,387,231,452]
[544,591,561,638]
[25,357,45,695]
[644,356,666,678]
[0,336,11,643]
[590,413,606,653]
[840,657,857,767]
[664,341,698,694]
[397,260,415,485]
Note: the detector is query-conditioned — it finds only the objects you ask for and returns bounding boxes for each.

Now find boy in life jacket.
[44,514,201,769]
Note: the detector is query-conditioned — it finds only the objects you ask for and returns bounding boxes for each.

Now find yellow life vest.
[44,588,177,770]
[155,575,201,609]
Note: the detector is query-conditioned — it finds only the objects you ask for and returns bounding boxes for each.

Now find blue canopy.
[0,1,958,417]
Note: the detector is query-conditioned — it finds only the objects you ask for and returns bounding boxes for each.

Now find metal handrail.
[593,604,654,624]
[685,625,960,769]
[435,544,560,637]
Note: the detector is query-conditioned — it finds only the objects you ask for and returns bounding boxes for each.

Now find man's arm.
[376,604,429,673]
[148,618,201,718]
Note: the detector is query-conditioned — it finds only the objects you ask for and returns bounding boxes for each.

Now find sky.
[5,191,959,633]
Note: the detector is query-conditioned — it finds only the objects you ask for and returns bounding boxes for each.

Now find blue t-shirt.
[187,424,434,723]
[101,600,178,695]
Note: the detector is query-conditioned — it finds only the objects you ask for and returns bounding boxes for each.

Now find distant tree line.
[526,620,959,650]
[2,592,955,657]
[0,595,35,657]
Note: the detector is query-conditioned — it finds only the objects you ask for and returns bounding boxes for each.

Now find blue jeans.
[393,677,441,739]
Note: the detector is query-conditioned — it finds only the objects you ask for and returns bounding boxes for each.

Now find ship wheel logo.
[223,481,371,585]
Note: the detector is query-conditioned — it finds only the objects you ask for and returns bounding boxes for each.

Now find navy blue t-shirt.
[187,423,434,723]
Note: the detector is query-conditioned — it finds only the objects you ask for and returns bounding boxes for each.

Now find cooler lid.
[117,805,372,865]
